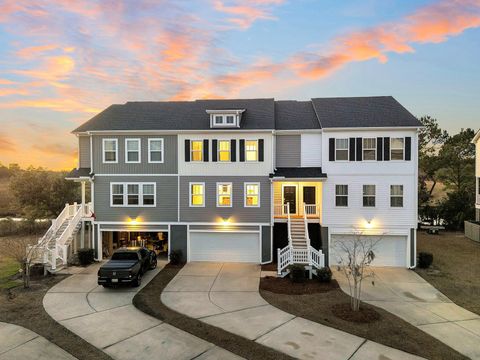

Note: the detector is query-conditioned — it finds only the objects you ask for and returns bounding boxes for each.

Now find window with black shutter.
[349,138,356,161]
[384,137,390,161]
[329,138,335,161]
[405,137,412,161]
[356,138,362,161]
[258,139,264,162]
[377,137,383,161]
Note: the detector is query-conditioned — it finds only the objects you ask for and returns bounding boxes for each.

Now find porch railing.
[273,202,320,218]
[277,245,325,275]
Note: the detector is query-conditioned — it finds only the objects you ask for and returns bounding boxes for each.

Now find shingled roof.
[73,96,421,133]
[311,96,421,128]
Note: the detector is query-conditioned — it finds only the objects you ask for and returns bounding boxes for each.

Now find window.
[111,184,124,205]
[217,183,232,207]
[335,185,348,207]
[391,138,404,160]
[215,115,223,124]
[125,139,140,163]
[363,185,376,207]
[218,140,230,162]
[142,184,155,205]
[245,140,258,161]
[210,113,239,127]
[148,138,164,163]
[390,185,404,207]
[226,115,234,124]
[363,138,376,160]
[190,183,205,207]
[110,183,156,207]
[245,183,260,207]
[191,141,203,162]
[103,139,118,163]
[335,139,348,161]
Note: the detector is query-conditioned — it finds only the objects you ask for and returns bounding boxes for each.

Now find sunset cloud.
[16,44,58,59]
[213,0,285,29]
[0,134,16,152]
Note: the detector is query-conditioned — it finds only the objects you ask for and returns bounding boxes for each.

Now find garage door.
[190,232,260,263]
[330,235,407,267]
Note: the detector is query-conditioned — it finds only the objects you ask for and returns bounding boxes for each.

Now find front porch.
[272,180,323,221]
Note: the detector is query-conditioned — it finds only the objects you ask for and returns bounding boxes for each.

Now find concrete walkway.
[161,262,425,360]
[43,261,242,360]
[334,267,480,360]
[0,322,76,360]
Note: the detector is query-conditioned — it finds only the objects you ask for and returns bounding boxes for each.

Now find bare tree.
[0,236,41,288]
[333,230,383,311]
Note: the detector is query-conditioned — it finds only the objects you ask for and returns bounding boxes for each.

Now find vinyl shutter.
[231,139,236,162]
[185,139,190,162]
[349,138,356,161]
[212,140,218,162]
[203,139,209,162]
[329,138,335,161]
[356,138,362,161]
[239,139,245,162]
[377,137,383,161]
[384,137,390,161]
[258,139,264,162]
[405,137,412,161]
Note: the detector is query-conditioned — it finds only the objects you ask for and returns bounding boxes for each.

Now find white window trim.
[110,182,156,207]
[210,114,239,128]
[335,138,349,162]
[245,139,259,162]
[362,138,377,161]
[335,184,349,208]
[148,138,164,163]
[189,182,205,207]
[125,138,141,164]
[390,137,405,161]
[190,140,203,162]
[244,182,260,208]
[103,138,118,164]
[216,182,232,208]
[362,184,376,208]
[390,185,404,208]
[217,140,231,162]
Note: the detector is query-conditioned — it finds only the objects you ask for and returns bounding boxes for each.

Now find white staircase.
[277,203,325,276]
[28,202,91,272]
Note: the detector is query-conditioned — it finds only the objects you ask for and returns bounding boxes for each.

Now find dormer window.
[207,109,245,128]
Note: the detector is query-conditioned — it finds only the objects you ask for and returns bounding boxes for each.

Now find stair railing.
[286,202,292,246]
[55,204,83,265]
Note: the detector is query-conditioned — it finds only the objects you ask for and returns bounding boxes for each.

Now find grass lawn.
[260,277,466,360]
[0,256,21,289]
[415,230,480,315]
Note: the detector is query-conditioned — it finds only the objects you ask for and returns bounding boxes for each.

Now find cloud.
[0,134,16,152]
[16,44,58,59]
[32,142,76,157]
[0,98,100,113]
[15,55,75,85]
[213,0,285,29]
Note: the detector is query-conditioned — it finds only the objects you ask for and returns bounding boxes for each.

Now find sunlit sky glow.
[0,0,479,170]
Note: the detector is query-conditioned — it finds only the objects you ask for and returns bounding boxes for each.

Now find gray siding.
[276,135,301,167]
[189,225,259,231]
[180,176,271,223]
[92,135,177,174]
[79,135,91,168]
[410,228,416,268]
[170,225,187,262]
[94,175,178,222]
[476,209,480,222]
[262,225,272,263]
[321,226,329,266]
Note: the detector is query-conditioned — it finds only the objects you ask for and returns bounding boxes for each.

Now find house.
[35,96,422,273]
[473,130,480,221]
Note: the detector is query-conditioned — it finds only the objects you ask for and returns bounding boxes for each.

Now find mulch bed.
[260,276,339,295]
[0,274,112,360]
[133,263,295,360]
[260,279,467,360]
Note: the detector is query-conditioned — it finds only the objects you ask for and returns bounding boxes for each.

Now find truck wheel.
[150,258,157,270]
[133,273,142,287]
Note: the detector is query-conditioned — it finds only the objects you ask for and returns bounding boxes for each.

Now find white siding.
[301,133,322,167]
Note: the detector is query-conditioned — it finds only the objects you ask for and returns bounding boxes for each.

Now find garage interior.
[101,231,168,259]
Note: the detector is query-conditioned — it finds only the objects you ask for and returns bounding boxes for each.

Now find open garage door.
[330,234,407,267]
[189,231,260,263]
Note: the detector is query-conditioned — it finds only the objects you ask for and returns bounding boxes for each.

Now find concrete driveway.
[0,322,76,360]
[334,267,480,360]
[43,261,242,360]
[161,262,425,360]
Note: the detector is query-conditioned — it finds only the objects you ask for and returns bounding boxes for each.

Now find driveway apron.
[43,261,242,360]
[161,262,425,360]
[334,267,480,360]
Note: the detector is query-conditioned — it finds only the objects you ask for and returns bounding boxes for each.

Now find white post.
[81,181,86,216]
[277,248,281,275]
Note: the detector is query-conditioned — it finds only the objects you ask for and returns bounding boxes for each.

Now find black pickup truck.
[97,247,157,287]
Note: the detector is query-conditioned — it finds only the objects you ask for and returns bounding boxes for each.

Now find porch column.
[80,181,86,248]
[81,181,86,215]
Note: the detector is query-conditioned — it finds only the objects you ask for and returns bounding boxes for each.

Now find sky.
[0,0,479,170]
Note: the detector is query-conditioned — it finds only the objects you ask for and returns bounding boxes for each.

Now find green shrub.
[169,250,183,265]
[316,267,332,283]
[77,248,95,266]
[418,252,433,269]
[288,264,305,283]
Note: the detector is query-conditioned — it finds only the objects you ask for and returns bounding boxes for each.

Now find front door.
[283,186,297,214]
[303,186,316,204]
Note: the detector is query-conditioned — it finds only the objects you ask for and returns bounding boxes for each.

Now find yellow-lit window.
[217,183,232,207]
[218,141,230,162]
[191,141,203,162]
[190,183,204,206]
[245,183,259,207]
[245,140,258,161]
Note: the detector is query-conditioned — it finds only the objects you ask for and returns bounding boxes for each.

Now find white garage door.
[330,235,407,267]
[189,232,260,263]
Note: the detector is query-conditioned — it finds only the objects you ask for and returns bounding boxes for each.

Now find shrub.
[77,248,95,266]
[169,250,183,265]
[288,264,305,283]
[316,267,332,283]
[418,252,433,269]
